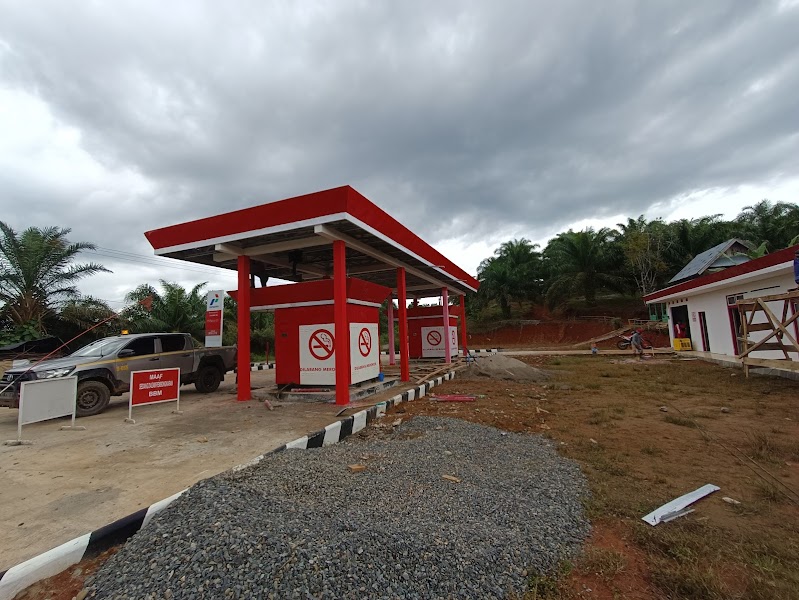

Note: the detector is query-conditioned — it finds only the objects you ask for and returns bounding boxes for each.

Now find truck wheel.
[76,381,111,417]
[195,365,222,393]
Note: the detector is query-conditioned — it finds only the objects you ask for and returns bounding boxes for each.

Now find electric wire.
[78,246,237,277]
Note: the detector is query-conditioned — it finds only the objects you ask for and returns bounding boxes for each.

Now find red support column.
[237,255,251,401]
[442,288,451,364]
[333,240,350,405]
[460,295,469,357]
[397,268,410,382]
[387,300,396,366]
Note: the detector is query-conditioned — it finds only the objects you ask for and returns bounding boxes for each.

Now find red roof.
[144,186,478,297]
[643,245,798,303]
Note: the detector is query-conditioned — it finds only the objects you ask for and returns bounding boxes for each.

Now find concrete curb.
[0,370,457,600]
[379,348,499,356]
[249,362,275,371]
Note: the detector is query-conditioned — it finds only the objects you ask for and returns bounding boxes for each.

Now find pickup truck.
[0,332,237,417]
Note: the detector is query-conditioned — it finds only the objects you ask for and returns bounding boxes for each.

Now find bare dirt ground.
[468,322,671,350]
[11,353,799,599]
[389,355,799,599]
[0,370,341,571]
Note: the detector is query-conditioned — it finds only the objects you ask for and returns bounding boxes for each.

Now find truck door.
[115,336,159,390]
[158,334,193,380]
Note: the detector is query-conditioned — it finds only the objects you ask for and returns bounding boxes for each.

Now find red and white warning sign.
[126,367,181,423]
[298,322,380,385]
[421,326,459,358]
[350,322,379,382]
[299,325,336,385]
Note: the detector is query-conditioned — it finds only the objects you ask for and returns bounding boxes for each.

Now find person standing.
[631,328,644,360]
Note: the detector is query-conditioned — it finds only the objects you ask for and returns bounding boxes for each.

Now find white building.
[644,245,799,359]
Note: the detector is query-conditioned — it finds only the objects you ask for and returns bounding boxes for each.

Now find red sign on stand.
[125,368,182,424]
[205,310,222,336]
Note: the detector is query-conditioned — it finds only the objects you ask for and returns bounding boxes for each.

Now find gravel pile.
[88,417,589,599]
[462,354,550,382]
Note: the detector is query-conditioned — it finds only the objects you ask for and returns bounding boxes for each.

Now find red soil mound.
[468,322,672,349]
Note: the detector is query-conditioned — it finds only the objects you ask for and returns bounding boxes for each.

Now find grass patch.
[590,456,630,477]
[640,445,661,456]
[512,562,573,600]
[663,415,698,428]
[649,561,731,600]
[748,431,782,462]
[587,410,610,425]
[755,480,787,504]
[579,547,626,582]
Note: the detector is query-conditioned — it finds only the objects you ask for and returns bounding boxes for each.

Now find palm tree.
[476,255,516,318]
[734,199,799,251]
[544,228,625,306]
[0,222,108,332]
[476,238,542,318]
[123,280,207,341]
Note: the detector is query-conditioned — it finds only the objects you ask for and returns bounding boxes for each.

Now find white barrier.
[4,377,84,446]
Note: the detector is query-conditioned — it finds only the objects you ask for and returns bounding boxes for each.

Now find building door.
[670,305,690,339]
[698,312,710,352]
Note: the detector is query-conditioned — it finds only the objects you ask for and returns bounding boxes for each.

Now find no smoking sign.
[426,330,442,346]
[358,328,371,357]
[309,328,335,360]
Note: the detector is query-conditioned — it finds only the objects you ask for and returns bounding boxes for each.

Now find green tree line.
[476,200,799,318]
[1,199,796,348]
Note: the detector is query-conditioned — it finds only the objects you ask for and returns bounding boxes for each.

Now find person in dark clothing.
[631,329,644,360]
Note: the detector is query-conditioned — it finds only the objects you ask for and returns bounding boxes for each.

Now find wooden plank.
[758,301,799,355]
[739,299,781,358]
[746,322,778,332]
[571,325,633,348]
[737,290,799,305]
[742,357,799,372]
[737,341,791,352]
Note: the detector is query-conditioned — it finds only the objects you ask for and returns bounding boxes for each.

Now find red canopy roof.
[145,186,478,298]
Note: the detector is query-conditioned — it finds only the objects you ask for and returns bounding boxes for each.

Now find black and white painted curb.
[249,362,275,371]
[379,348,499,356]
[0,370,457,600]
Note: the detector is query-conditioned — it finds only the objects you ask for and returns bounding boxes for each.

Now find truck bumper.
[0,388,20,409]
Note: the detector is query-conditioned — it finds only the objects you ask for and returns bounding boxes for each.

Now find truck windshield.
[71,338,127,357]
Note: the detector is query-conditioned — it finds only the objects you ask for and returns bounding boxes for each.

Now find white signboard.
[350,322,379,383]
[421,326,459,358]
[205,290,224,348]
[298,323,381,385]
[299,324,336,385]
[14,377,79,442]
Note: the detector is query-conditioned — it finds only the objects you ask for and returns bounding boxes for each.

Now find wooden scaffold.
[736,290,799,377]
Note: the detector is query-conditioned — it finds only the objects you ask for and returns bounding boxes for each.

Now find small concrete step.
[255,377,399,403]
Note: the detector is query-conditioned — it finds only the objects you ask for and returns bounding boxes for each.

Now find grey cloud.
[0,0,797,265]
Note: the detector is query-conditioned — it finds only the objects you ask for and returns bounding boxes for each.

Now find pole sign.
[350,322,379,383]
[421,326,459,358]
[125,368,181,424]
[205,290,224,347]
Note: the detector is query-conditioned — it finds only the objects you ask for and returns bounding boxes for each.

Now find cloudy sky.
[1,0,798,307]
